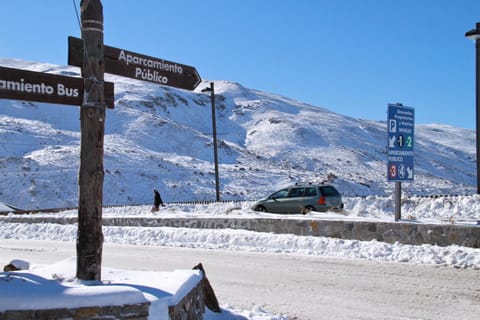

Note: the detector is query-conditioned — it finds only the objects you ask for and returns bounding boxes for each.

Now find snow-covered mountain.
[0,58,476,209]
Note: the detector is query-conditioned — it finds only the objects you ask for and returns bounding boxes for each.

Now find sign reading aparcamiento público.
[387,103,415,181]
[68,36,201,91]
[0,65,114,108]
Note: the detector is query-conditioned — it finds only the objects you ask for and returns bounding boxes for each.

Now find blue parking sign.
[387,104,414,181]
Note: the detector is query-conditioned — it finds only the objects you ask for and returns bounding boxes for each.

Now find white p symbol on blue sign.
[389,119,397,133]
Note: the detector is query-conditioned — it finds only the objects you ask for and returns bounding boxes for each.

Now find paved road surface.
[1,239,478,319]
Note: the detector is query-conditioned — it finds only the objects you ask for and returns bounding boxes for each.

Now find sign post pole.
[395,182,401,221]
[77,0,105,281]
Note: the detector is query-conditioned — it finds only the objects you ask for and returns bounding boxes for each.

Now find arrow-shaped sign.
[68,36,201,91]
[0,65,114,108]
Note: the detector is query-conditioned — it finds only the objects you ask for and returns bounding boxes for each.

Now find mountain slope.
[0,59,476,209]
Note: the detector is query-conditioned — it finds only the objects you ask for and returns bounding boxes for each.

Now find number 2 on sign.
[406,135,413,148]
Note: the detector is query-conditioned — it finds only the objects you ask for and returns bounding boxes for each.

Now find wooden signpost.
[0,0,109,281]
[76,0,106,281]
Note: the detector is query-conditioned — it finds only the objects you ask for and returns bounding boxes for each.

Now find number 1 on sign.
[396,135,404,148]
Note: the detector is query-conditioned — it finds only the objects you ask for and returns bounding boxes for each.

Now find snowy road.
[1,239,478,320]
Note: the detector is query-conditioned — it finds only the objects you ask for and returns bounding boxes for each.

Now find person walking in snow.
[151,189,164,212]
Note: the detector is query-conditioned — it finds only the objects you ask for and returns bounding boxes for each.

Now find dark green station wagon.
[253,183,344,214]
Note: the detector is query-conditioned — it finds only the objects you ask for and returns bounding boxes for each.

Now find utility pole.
[210,82,220,202]
[465,23,480,194]
[77,0,105,281]
[202,82,220,201]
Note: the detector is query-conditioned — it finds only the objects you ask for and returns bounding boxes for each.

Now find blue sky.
[1,0,479,129]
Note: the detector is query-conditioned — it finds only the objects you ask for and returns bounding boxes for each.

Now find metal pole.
[394,182,401,221]
[475,24,480,194]
[466,23,480,194]
[210,82,220,201]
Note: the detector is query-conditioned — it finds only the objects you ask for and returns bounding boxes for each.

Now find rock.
[3,263,19,272]
[192,262,221,313]
[3,259,30,271]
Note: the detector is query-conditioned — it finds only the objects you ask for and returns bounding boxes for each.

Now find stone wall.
[1,216,479,248]
[168,278,205,320]
[0,303,150,320]
[98,217,480,248]
[0,271,206,320]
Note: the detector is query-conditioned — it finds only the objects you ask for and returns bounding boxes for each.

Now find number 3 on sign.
[389,164,397,178]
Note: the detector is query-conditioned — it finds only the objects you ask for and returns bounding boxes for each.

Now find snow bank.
[1,220,478,270]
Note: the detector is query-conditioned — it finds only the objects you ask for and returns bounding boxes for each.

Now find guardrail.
[0,194,477,215]
[0,200,248,215]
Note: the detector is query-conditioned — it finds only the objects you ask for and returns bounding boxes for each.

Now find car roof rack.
[294,181,316,186]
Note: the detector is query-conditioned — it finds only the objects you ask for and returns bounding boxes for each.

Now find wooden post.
[77,0,105,281]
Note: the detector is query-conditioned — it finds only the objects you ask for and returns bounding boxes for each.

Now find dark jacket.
[154,189,163,207]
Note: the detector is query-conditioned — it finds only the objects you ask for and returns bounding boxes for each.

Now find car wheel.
[255,205,267,212]
[302,206,314,215]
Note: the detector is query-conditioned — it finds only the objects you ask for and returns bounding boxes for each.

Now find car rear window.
[305,187,317,196]
[289,188,305,197]
[319,186,340,196]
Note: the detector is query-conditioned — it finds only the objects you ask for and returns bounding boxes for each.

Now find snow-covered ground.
[1,201,480,319]
[1,253,288,320]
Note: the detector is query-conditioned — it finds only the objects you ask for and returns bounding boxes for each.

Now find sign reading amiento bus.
[0,65,114,108]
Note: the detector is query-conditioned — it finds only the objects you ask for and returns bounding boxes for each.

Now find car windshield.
[319,186,340,196]
[270,189,289,199]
